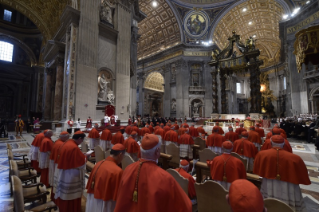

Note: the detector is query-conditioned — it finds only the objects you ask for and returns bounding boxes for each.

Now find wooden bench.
[160,153,172,170]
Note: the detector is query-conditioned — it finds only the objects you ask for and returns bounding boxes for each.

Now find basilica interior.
[1,0,319,211]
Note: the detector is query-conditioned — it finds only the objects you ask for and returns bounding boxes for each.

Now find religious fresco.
[184,11,208,38]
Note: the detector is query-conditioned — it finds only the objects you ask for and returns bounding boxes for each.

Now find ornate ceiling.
[137,0,181,59]
[0,0,70,41]
[213,0,284,68]
[144,71,164,92]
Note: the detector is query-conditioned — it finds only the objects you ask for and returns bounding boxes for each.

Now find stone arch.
[309,86,319,114]
[144,71,164,92]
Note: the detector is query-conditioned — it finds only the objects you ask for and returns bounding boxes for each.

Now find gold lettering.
[287,11,319,34]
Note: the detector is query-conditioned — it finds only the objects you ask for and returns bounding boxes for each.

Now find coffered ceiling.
[213,0,284,68]
[137,0,181,59]
[144,71,164,92]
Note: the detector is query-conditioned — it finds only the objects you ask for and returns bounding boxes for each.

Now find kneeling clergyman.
[114,134,192,212]
[54,131,88,212]
[253,135,311,212]
[209,141,247,190]
[86,144,125,212]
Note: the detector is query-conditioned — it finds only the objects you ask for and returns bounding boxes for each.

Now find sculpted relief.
[98,70,115,105]
[100,0,114,24]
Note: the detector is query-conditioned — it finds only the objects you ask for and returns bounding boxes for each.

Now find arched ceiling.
[144,71,164,92]
[213,0,284,68]
[0,0,70,41]
[137,0,181,59]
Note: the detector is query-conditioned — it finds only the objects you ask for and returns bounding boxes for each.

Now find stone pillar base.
[211,113,219,120]
[249,113,260,120]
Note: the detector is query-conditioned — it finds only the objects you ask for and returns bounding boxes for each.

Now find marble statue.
[107,93,115,105]
[98,74,110,101]
[100,0,113,24]
[171,100,176,111]
[193,102,201,114]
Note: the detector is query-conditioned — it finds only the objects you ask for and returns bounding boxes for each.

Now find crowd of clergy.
[28,118,311,212]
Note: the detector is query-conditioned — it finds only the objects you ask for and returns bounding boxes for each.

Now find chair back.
[122,154,135,170]
[105,150,111,158]
[167,169,189,195]
[161,144,165,153]
[199,148,218,162]
[195,181,231,212]
[10,160,19,176]
[194,137,206,150]
[264,198,294,212]
[94,146,105,163]
[81,142,89,153]
[11,175,25,212]
[7,149,13,160]
[7,143,12,150]
[166,143,180,165]
[230,152,248,171]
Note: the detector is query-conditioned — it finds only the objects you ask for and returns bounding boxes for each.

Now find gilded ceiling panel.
[144,71,164,92]
[138,0,181,59]
[213,0,283,68]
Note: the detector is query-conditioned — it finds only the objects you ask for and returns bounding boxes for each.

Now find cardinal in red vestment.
[163,123,171,135]
[189,124,199,139]
[248,126,262,150]
[253,135,310,212]
[140,125,151,140]
[86,116,92,129]
[196,125,206,136]
[261,128,292,153]
[206,126,226,154]
[38,130,54,187]
[100,128,113,151]
[174,121,179,130]
[112,131,125,145]
[225,126,239,142]
[124,131,140,161]
[164,126,178,150]
[215,122,224,135]
[54,131,87,212]
[235,123,246,136]
[29,130,48,174]
[114,134,192,212]
[88,123,100,149]
[175,160,196,200]
[209,141,246,190]
[86,144,125,211]
[178,129,194,159]
[255,124,265,138]
[266,125,287,139]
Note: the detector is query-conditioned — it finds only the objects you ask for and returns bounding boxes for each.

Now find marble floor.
[1,129,319,212]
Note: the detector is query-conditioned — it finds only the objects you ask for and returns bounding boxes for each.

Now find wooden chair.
[122,154,134,170]
[264,198,294,212]
[230,152,248,171]
[81,142,89,153]
[166,143,180,168]
[10,160,37,185]
[105,150,111,158]
[194,137,206,150]
[7,149,30,169]
[195,181,231,212]
[167,169,189,195]
[94,145,105,163]
[199,148,218,162]
[12,175,58,212]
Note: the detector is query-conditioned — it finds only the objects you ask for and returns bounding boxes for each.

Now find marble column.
[211,69,218,113]
[53,58,64,121]
[163,64,171,117]
[137,73,145,116]
[44,69,53,120]
[175,60,183,118]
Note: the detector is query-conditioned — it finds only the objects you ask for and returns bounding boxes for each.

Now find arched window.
[0,41,14,62]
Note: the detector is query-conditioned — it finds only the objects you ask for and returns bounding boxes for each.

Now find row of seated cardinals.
[84,121,310,212]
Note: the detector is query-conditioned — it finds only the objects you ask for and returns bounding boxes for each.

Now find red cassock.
[197,127,206,135]
[110,116,116,125]
[174,124,179,130]
[114,160,192,212]
[128,118,132,125]
[189,126,199,137]
[178,133,194,145]
[255,127,265,138]
[149,125,154,133]
[100,129,112,141]
[177,128,186,136]
[124,137,140,153]
[31,133,45,173]
[216,126,224,135]
[132,126,141,136]
[86,119,92,128]
[154,128,165,138]
[175,168,196,199]
[55,139,86,212]
[266,131,287,139]
[260,138,292,153]
[164,130,178,143]
[209,154,247,183]
[253,148,310,185]
[248,130,262,144]
[233,138,257,159]
[163,126,171,135]
[206,133,225,148]
[140,127,151,136]
[39,137,54,187]
[111,132,124,145]
[182,123,190,128]
[86,157,123,201]
[49,139,64,201]
[225,131,239,142]
[88,128,100,139]
[125,126,133,135]
[235,127,246,135]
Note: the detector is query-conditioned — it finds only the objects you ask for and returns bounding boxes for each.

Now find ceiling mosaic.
[137,0,181,59]
[144,71,164,92]
[213,0,284,68]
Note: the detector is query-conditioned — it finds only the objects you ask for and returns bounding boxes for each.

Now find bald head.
[44,130,53,138]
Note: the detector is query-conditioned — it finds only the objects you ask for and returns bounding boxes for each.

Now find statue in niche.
[98,74,110,101]
[193,101,202,115]
[192,73,199,86]
[171,99,176,111]
[171,66,176,81]
[106,92,115,105]
[100,0,114,24]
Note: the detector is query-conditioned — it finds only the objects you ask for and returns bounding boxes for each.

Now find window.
[3,10,12,22]
[0,41,14,62]
[283,76,287,90]
[236,82,241,94]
